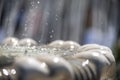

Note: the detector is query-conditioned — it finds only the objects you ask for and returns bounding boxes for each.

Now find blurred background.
[0,0,120,79]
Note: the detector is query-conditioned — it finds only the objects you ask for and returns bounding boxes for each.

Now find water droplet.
[92,52,99,57]
[37,1,40,4]
[70,45,75,49]
[2,69,9,76]
[11,69,16,74]
[51,30,54,33]
[53,57,59,63]
[22,34,27,37]
[31,4,34,7]
[41,62,46,68]
[53,48,57,51]
[24,27,28,31]
[56,14,58,17]
[35,6,38,9]
[31,1,35,7]
[38,40,41,43]
[56,18,58,21]
[64,53,67,55]
[82,60,89,66]
[41,48,44,51]
[25,23,27,26]
[100,51,106,54]
[50,35,53,38]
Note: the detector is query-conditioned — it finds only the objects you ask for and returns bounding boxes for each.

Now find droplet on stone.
[2,37,19,46]
[48,40,64,48]
[19,38,37,47]
[61,41,80,51]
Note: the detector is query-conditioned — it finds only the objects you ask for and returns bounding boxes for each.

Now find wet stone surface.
[0,37,116,80]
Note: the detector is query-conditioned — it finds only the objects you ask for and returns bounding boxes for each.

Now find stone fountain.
[0,37,116,80]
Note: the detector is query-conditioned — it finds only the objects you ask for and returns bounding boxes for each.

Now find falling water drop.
[22,33,27,37]
[50,35,53,38]
[56,18,58,21]
[39,40,41,43]
[32,4,34,7]
[31,2,35,7]
[51,30,54,33]
[55,14,58,17]
[55,14,59,21]
[24,27,28,31]
[25,23,27,26]
[35,6,38,9]
[37,1,40,4]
